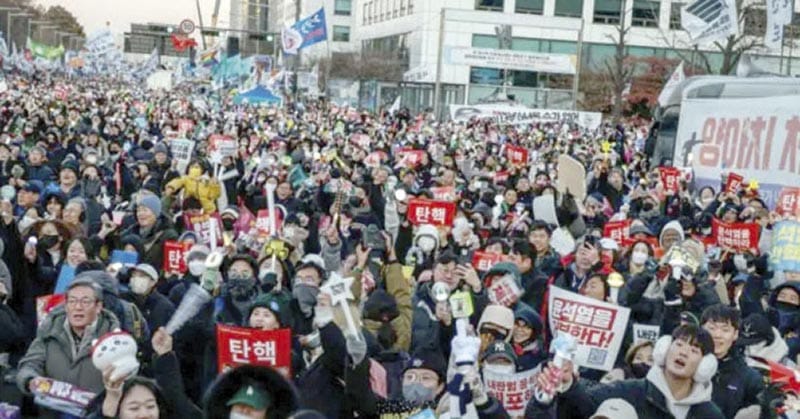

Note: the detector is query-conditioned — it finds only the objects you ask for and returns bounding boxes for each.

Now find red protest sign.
[406,198,456,226]
[494,171,510,185]
[603,219,632,246]
[177,118,195,135]
[216,325,292,378]
[163,240,191,275]
[430,186,456,202]
[505,145,528,167]
[658,167,681,193]
[777,187,800,215]
[182,212,223,246]
[208,134,237,158]
[256,209,284,237]
[725,172,744,194]
[472,251,507,272]
[350,133,371,149]
[36,294,65,325]
[396,148,425,168]
[711,218,760,252]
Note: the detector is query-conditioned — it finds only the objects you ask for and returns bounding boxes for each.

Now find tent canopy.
[233,85,283,106]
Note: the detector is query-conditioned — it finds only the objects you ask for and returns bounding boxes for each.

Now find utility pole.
[432,8,446,119]
[571,19,584,110]
[195,0,207,49]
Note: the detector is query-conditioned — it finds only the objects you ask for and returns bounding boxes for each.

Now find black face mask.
[82,178,102,197]
[38,234,60,250]
[222,219,235,231]
[630,362,651,379]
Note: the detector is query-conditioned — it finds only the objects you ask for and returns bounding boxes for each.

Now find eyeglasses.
[66,298,96,307]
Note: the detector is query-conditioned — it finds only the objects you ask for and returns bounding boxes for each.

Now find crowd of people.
[0,71,798,419]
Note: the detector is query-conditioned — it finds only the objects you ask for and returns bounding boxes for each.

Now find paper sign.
[659,167,681,193]
[209,134,237,158]
[547,286,631,371]
[532,195,559,227]
[777,187,800,216]
[430,186,456,202]
[472,251,507,272]
[633,323,661,344]
[487,274,523,307]
[406,198,456,226]
[557,154,586,201]
[177,118,195,135]
[32,378,95,417]
[163,240,191,275]
[483,368,538,418]
[110,250,139,265]
[505,145,528,167]
[256,209,284,237]
[170,138,196,174]
[54,265,76,294]
[771,221,800,272]
[350,133,371,148]
[36,294,65,325]
[494,170,510,185]
[725,172,744,194]
[551,227,577,257]
[216,325,292,378]
[711,218,760,252]
[183,212,224,246]
[603,219,632,246]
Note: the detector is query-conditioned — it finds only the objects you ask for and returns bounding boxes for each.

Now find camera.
[362,224,386,252]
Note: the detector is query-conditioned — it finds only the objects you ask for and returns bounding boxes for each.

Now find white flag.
[389,95,401,114]
[658,61,685,106]
[681,0,738,45]
[765,0,793,50]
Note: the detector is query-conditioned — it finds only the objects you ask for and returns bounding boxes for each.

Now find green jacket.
[364,262,413,352]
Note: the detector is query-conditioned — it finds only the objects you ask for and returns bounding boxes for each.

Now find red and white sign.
[350,133,371,149]
[182,212,223,246]
[472,251,508,272]
[494,170,510,184]
[216,325,292,378]
[547,286,630,371]
[406,198,456,226]
[487,274,523,307]
[163,240,191,275]
[36,294,65,325]
[711,218,760,252]
[256,209,284,237]
[364,151,387,168]
[777,187,800,215]
[430,186,456,202]
[31,378,95,417]
[54,85,68,101]
[725,172,744,194]
[209,134,237,158]
[396,148,425,168]
[602,219,632,246]
[505,145,529,167]
[658,167,681,193]
[177,118,195,135]
[484,369,537,418]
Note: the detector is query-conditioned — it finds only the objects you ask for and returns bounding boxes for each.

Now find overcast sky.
[35,0,230,41]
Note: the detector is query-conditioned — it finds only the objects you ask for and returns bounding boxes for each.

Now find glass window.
[512,38,542,52]
[594,0,623,24]
[511,70,538,88]
[470,67,503,85]
[335,0,352,15]
[670,3,683,29]
[555,0,583,18]
[476,0,504,11]
[333,26,351,42]
[550,40,577,54]
[632,0,660,27]
[516,0,544,14]
[472,34,500,48]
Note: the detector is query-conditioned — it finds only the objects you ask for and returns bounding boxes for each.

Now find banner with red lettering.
[208,134,237,158]
[547,286,630,371]
[777,187,800,215]
[31,378,95,417]
[256,209,284,237]
[163,240,191,275]
[725,172,744,194]
[602,219,632,246]
[395,149,425,168]
[406,198,456,226]
[658,167,681,193]
[472,251,507,272]
[430,186,456,202]
[483,369,537,418]
[494,170,510,185]
[711,218,760,252]
[505,145,528,167]
[182,212,223,246]
[216,325,292,378]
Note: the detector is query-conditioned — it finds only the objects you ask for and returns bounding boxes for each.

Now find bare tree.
[605,1,634,121]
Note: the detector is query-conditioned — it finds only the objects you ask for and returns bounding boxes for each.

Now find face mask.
[631,251,648,265]
[230,412,252,419]
[483,363,515,375]
[109,152,120,162]
[188,167,202,178]
[772,303,800,333]
[292,284,319,317]
[38,234,60,250]
[260,270,278,292]
[402,383,436,405]
[129,275,152,295]
[630,362,651,379]
[418,236,436,253]
[225,276,256,301]
[188,260,205,277]
[222,219,235,231]
[82,179,102,197]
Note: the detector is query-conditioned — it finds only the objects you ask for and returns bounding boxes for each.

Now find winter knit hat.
[138,194,162,218]
[478,304,515,340]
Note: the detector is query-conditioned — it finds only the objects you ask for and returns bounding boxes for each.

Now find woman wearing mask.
[618,240,654,278]
[21,220,71,333]
[600,340,654,383]
[512,306,547,371]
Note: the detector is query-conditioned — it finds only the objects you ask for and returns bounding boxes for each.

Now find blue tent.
[233,85,283,106]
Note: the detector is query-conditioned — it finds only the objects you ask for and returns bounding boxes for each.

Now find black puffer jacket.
[711,348,764,419]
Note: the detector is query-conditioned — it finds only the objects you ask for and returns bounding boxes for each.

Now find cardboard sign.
[31,378,95,417]
[36,294,65,326]
[256,209,284,237]
[556,154,586,201]
[602,219,632,246]
[406,198,456,226]
[777,187,800,216]
[725,172,744,194]
[633,323,661,345]
[430,186,456,202]
[183,212,223,246]
[483,368,538,418]
[487,274,523,307]
[472,251,507,272]
[547,286,631,371]
[771,221,800,272]
[163,240,191,275]
[216,325,292,378]
[711,218,760,252]
[505,145,528,167]
[658,167,681,193]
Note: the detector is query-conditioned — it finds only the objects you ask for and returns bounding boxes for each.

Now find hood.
[768,282,800,307]
[414,224,440,250]
[486,262,522,286]
[203,364,299,419]
[75,270,119,296]
[745,327,789,362]
[659,220,685,249]
[646,365,713,417]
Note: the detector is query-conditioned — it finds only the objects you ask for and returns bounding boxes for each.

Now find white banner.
[449,104,602,129]
[483,369,538,418]
[403,64,435,83]
[673,95,800,208]
[169,138,195,174]
[447,47,577,75]
[766,0,794,50]
[547,286,630,371]
[681,0,738,45]
[658,61,685,106]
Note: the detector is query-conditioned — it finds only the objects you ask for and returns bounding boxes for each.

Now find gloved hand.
[313,304,333,328]
[663,278,682,306]
[451,334,481,366]
[345,333,367,366]
[464,366,488,406]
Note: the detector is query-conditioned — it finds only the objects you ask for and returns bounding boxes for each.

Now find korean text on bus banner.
[547,286,630,371]
[771,220,800,272]
[406,198,456,226]
[216,325,292,379]
[483,368,538,418]
[711,218,760,252]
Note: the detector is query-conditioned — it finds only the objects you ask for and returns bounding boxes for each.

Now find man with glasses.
[16,278,120,398]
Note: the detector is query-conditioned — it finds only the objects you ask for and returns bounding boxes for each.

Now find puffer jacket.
[712,348,763,419]
[16,306,120,395]
[363,262,412,352]
[118,215,178,271]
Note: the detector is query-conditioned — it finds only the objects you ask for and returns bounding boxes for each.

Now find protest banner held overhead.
[771,220,800,273]
[216,325,292,378]
[406,198,456,226]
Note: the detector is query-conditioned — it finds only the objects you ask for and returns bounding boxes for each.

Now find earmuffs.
[653,335,717,384]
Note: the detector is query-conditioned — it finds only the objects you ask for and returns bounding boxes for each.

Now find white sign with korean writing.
[547,286,631,371]
[450,103,602,130]
[447,47,577,75]
[483,368,538,418]
[169,138,195,174]
[633,323,661,345]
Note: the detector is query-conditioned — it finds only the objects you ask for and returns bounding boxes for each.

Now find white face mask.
[483,363,515,375]
[229,412,252,419]
[418,236,436,253]
[631,251,648,265]
[188,260,206,276]
[129,275,152,295]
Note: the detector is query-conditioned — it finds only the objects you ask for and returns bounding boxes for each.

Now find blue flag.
[55,265,76,294]
[282,8,328,55]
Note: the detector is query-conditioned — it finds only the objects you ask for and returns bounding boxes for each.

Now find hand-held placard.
[320,272,360,341]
